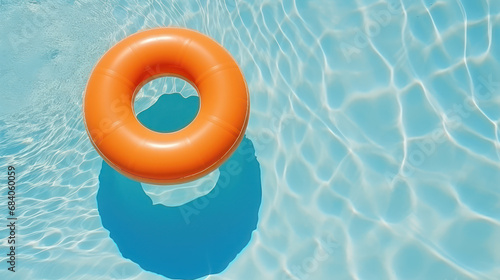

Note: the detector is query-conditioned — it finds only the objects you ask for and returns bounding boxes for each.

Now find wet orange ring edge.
[83,27,249,184]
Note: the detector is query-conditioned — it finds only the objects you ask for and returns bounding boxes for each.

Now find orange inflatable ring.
[83,28,249,184]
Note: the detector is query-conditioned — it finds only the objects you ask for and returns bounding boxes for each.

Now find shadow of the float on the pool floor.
[96,93,262,280]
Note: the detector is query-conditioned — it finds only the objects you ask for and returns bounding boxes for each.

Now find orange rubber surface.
[83,27,249,184]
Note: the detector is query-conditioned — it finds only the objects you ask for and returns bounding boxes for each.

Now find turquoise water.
[1,0,500,279]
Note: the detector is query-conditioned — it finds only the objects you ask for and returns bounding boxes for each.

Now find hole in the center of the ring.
[133,76,199,133]
[133,80,216,206]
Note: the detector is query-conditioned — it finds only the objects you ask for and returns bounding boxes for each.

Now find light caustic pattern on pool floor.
[0,0,500,279]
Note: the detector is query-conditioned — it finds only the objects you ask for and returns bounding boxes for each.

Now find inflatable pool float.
[83,27,249,184]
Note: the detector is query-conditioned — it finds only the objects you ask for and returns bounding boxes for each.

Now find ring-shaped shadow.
[97,93,262,279]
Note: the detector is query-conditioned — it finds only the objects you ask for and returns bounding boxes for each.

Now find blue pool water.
[1,0,500,279]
